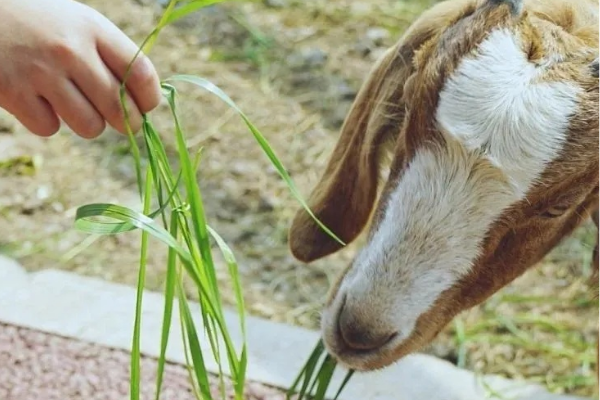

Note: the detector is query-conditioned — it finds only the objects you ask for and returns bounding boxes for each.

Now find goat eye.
[540,204,570,218]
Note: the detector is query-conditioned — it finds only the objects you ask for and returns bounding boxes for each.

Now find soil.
[0,0,597,396]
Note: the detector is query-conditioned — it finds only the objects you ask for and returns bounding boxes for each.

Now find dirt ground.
[0,0,597,396]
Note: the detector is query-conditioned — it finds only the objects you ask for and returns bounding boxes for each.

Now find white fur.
[328,29,581,345]
[436,29,581,197]
[340,146,516,342]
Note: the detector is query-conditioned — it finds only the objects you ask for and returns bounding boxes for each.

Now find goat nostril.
[337,301,397,351]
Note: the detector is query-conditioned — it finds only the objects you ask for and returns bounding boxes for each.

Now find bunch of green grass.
[74,1,353,399]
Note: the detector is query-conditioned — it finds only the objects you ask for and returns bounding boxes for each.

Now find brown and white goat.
[288,0,599,371]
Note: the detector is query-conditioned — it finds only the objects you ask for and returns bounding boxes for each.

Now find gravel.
[0,323,288,400]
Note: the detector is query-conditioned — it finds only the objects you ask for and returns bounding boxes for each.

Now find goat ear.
[288,45,412,262]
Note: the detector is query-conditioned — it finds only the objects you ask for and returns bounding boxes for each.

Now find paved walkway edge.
[0,255,588,400]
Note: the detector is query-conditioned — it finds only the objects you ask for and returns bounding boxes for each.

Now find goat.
[288,0,599,372]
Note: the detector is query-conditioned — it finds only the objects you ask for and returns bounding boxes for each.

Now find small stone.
[36,185,52,201]
[333,79,357,101]
[350,2,373,16]
[194,6,247,48]
[263,0,287,8]
[355,27,392,58]
[258,195,276,212]
[198,47,212,61]
[354,40,372,57]
[287,71,315,89]
[365,27,391,46]
[303,129,327,141]
[286,27,317,42]
[287,47,328,70]
[231,161,250,176]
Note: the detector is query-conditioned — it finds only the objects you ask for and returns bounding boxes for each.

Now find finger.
[41,78,106,139]
[95,21,161,114]
[71,55,143,134]
[0,92,60,137]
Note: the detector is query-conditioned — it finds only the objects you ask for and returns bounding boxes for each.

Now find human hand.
[0,0,162,138]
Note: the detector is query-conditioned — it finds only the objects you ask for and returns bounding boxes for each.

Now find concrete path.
[0,255,588,400]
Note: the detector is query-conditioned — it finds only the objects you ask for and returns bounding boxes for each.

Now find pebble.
[355,27,391,58]
[287,47,328,70]
[0,323,290,400]
[365,27,391,46]
[263,0,288,8]
[258,195,277,212]
[333,79,358,101]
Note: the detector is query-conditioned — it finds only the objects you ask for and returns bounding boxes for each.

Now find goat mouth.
[322,300,403,371]
[324,332,406,372]
[322,308,426,371]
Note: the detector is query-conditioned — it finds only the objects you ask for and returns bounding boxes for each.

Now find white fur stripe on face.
[336,28,581,342]
[436,28,581,197]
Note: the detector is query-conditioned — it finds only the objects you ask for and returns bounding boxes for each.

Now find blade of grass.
[131,168,154,400]
[60,233,100,263]
[138,112,205,262]
[142,116,170,229]
[453,318,467,369]
[118,32,163,197]
[178,281,213,399]
[236,346,248,398]
[288,340,352,400]
[475,374,510,400]
[164,85,220,302]
[139,112,205,263]
[207,226,247,399]
[207,226,246,337]
[74,173,182,236]
[287,340,326,399]
[177,268,203,400]
[193,147,205,173]
[313,355,337,400]
[333,370,355,400]
[154,211,180,400]
[179,309,203,400]
[75,204,191,263]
